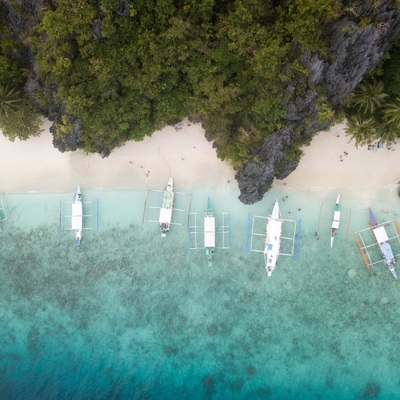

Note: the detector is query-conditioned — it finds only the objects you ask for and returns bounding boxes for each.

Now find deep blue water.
[0,186,400,399]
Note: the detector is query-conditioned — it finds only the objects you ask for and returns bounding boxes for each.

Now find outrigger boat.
[159,178,174,237]
[188,197,230,265]
[71,185,83,246]
[330,194,341,248]
[368,208,397,279]
[264,200,283,277]
[204,197,216,267]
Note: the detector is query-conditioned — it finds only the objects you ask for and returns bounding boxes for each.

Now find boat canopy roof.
[372,225,389,243]
[332,210,341,229]
[162,191,174,208]
[159,207,172,224]
[266,219,282,237]
[71,203,83,230]
[204,216,215,247]
[381,241,395,261]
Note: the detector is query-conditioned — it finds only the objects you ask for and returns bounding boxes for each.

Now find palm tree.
[0,85,23,118]
[344,114,377,148]
[383,98,400,127]
[377,127,400,144]
[348,80,388,115]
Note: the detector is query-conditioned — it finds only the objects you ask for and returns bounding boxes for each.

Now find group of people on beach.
[339,151,349,162]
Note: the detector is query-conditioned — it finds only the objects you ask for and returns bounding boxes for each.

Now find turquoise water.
[1,185,400,399]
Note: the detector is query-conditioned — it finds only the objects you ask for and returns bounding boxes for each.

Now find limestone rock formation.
[237,2,400,204]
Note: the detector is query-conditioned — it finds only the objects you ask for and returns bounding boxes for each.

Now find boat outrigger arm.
[204,197,215,267]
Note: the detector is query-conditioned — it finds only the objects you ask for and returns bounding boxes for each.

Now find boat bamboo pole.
[227,213,231,249]
[244,212,251,253]
[294,219,301,260]
[353,231,369,269]
[345,209,351,240]
[142,191,149,224]
[394,219,400,235]
[186,193,192,231]
[316,203,323,232]
[96,199,99,232]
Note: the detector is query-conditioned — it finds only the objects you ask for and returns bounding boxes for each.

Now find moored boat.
[330,194,341,248]
[159,178,174,237]
[369,208,397,279]
[71,185,83,246]
[204,197,215,267]
[264,200,283,277]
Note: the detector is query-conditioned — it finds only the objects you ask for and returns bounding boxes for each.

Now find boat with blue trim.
[369,208,397,279]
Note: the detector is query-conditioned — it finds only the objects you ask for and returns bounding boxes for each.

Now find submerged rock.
[362,382,380,399]
[347,269,357,279]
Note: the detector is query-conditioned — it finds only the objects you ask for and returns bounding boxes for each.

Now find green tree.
[285,0,342,53]
[344,114,376,148]
[383,98,400,127]
[0,85,23,117]
[376,124,400,144]
[0,55,25,87]
[0,100,43,141]
[348,80,388,115]
[0,86,42,141]
[382,40,400,99]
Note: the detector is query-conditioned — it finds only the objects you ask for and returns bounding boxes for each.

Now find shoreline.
[278,122,400,194]
[1,120,400,197]
[0,118,235,193]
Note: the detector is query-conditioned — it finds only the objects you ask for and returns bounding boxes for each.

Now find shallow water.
[1,185,400,399]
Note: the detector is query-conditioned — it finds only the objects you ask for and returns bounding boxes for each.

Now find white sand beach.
[0,119,399,194]
[279,122,400,192]
[0,118,235,192]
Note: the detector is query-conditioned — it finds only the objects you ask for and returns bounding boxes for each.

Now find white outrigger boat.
[264,200,283,277]
[188,197,230,266]
[159,178,174,237]
[369,208,397,279]
[330,194,341,248]
[71,185,83,246]
[204,197,216,267]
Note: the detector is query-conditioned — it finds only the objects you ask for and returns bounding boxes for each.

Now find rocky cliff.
[237,1,400,204]
[2,0,400,204]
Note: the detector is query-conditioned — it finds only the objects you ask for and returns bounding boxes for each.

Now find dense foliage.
[0,0,399,167]
[344,37,400,147]
[0,51,42,140]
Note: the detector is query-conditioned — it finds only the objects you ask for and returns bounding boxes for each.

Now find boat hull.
[72,185,83,246]
[204,197,215,267]
[264,201,283,276]
[330,194,341,248]
[159,178,174,237]
[369,208,397,279]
